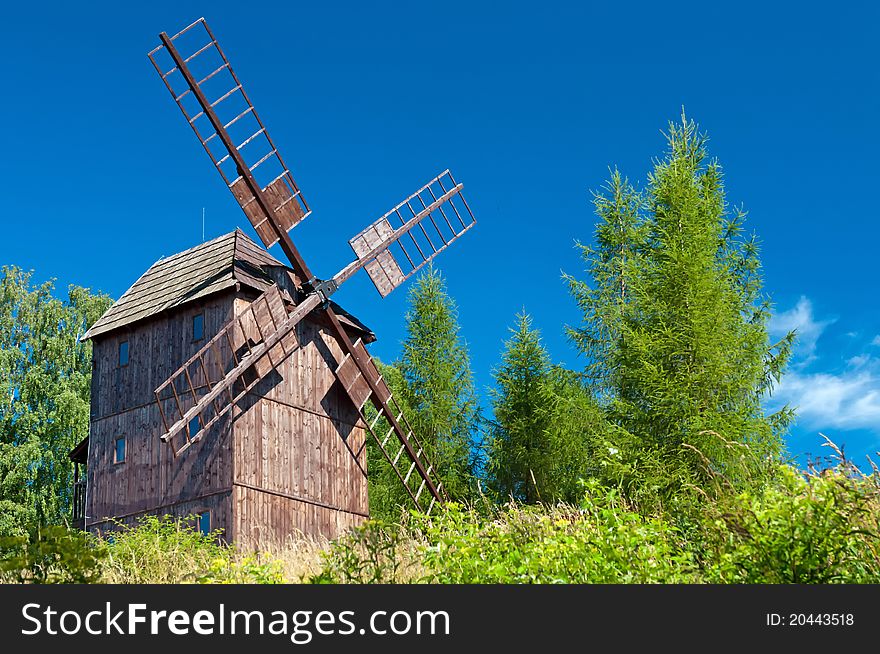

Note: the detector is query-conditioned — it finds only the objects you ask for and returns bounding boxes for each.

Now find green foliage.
[369,266,480,517]
[101,514,288,584]
[487,313,604,503]
[539,369,609,502]
[311,519,422,584]
[565,113,794,510]
[417,491,699,584]
[487,312,555,503]
[101,515,229,584]
[0,265,111,537]
[196,555,286,584]
[0,525,105,583]
[704,463,880,583]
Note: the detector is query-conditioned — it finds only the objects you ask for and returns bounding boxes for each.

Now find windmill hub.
[304,277,340,304]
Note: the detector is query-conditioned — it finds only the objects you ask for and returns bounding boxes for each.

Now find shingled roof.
[82,229,373,341]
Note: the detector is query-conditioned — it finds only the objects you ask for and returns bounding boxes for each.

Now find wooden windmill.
[146,17,476,517]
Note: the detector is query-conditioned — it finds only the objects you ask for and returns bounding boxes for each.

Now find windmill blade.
[344,170,476,297]
[323,309,447,513]
[154,286,320,457]
[148,18,310,250]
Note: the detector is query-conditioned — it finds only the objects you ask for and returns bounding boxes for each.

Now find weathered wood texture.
[89,492,234,540]
[86,292,237,535]
[90,293,237,420]
[234,485,364,548]
[231,294,368,546]
[86,285,369,544]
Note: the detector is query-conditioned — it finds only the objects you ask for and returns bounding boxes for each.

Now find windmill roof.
[82,229,374,341]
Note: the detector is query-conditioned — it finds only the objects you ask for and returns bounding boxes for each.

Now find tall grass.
[4,437,879,584]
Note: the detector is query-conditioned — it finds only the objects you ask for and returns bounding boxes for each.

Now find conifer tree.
[367,266,479,517]
[567,114,794,507]
[487,313,606,504]
[487,312,553,503]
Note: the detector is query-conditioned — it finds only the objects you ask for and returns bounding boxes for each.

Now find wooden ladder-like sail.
[335,338,448,513]
[148,18,310,250]
[155,286,318,456]
[346,170,476,297]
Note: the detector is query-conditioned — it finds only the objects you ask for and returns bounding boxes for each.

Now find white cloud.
[771,366,880,431]
[766,297,880,436]
[769,296,835,367]
[847,354,871,369]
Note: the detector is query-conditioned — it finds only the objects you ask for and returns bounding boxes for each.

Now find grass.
[3,438,880,584]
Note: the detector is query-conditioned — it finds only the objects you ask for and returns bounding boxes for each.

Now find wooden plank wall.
[232,294,369,547]
[86,286,370,546]
[90,292,236,419]
[86,292,236,538]
[234,486,364,547]
[88,492,233,540]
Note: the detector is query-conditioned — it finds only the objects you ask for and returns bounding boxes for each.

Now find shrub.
[0,525,105,583]
[417,485,700,583]
[703,462,880,583]
[196,554,285,584]
[100,515,306,584]
[311,519,425,584]
[100,514,228,583]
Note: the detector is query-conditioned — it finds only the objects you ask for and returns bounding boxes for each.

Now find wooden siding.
[86,286,369,544]
[231,294,369,546]
[86,292,237,536]
[86,401,233,527]
[89,492,234,541]
[234,485,365,548]
[90,293,236,420]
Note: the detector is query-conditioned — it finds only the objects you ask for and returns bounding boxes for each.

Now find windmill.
[146,17,476,514]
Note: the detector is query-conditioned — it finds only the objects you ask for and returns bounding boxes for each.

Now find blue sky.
[3,1,879,467]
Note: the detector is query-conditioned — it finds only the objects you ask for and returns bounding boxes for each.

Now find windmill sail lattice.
[335,338,447,512]
[148,18,310,249]
[347,170,476,297]
[155,286,316,456]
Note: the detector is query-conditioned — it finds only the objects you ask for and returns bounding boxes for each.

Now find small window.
[114,436,125,464]
[197,511,211,536]
[118,340,129,367]
[189,416,201,439]
[192,313,204,342]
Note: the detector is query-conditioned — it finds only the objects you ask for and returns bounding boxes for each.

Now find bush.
[101,515,293,584]
[703,463,880,583]
[100,515,228,583]
[417,485,699,583]
[311,519,425,584]
[0,525,105,583]
[312,485,700,584]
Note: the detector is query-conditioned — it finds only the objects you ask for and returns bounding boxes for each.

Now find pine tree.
[398,266,479,500]
[487,313,607,504]
[566,168,646,399]
[367,266,479,517]
[567,114,793,508]
[487,312,553,503]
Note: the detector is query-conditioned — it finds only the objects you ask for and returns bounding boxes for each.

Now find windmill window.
[197,511,211,536]
[114,437,126,464]
[192,313,204,342]
[189,416,201,439]
[118,340,129,367]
